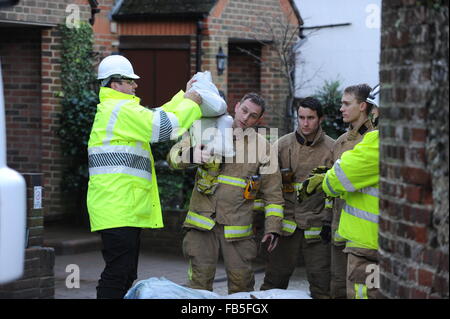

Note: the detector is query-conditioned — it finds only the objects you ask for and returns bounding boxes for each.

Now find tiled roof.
[113,0,217,20]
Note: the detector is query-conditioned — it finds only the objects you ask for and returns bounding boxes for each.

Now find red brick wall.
[0,28,41,173]
[379,1,449,299]
[227,44,261,116]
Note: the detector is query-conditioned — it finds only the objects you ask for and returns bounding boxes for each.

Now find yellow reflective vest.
[322,130,379,250]
[87,87,202,232]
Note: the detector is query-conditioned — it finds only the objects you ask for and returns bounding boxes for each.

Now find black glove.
[320,225,331,244]
[297,173,325,203]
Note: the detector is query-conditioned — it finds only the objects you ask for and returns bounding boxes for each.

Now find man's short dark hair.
[296,97,323,118]
[240,92,266,117]
[344,83,373,115]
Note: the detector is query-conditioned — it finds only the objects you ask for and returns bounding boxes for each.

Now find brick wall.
[378,1,449,299]
[0,27,41,173]
[0,174,55,299]
[227,43,261,115]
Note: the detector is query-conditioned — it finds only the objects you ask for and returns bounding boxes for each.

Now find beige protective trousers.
[331,244,348,298]
[346,252,380,299]
[182,224,257,294]
[260,229,331,298]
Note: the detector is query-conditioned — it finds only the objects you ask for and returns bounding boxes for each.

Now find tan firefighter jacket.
[331,119,375,246]
[275,127,334,240]
[168,127,284,241]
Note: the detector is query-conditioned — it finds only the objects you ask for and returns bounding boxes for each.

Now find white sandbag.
[215,114,234,157]
[189,71,226,117]
[124,277,219,299]
[189,114,234,157]
[124,277,312,299]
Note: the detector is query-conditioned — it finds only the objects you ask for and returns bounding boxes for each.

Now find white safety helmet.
[366,84,380,108]
[97,54,140,80]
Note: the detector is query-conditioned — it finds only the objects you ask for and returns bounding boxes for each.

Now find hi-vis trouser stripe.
[282,219,296,234]
[89,100,153,180]
[224,225,253,239]
[187,260,193,281]
[185,211,215,230]
[293,182,302,191]
[354,283,368,299]
[304,227,322,239]
[265,204,284,218]
[325,198,333,209]
[217,175,247,188]
[253,199,265,212]
[150,107,179,143]
[344,203,379,224]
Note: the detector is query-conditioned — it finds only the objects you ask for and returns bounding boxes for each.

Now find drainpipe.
[196,19,205,72]
[88,0,101,26]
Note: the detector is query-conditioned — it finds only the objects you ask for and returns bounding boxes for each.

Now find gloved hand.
[193,144,212,164]
[261,233,279,253]
[320,225,332,244]
[310,166,329,175]
[297,173,325,203]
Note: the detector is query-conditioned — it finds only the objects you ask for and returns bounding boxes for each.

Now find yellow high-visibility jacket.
[322,130,379,250]
[87,87,202,232]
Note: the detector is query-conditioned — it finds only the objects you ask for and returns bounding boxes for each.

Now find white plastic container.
[0,59,26,284]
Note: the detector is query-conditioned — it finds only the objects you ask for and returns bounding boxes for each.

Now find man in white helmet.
[87,54,202,299]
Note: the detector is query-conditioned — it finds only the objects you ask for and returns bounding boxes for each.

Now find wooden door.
[122,49,190,108]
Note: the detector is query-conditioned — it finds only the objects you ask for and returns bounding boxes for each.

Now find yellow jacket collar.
[99,87,141,104]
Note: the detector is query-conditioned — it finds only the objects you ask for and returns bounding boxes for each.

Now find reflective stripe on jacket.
[87,87,202,231]
[330,120,374,246]
[323,130,379,250]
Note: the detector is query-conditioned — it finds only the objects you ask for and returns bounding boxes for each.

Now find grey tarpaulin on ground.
[124,277,311,299]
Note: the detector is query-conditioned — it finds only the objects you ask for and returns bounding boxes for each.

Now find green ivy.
[57,23,98,192]
[416,0,448,10]
[314,80,347,140]
[152,140,196,209]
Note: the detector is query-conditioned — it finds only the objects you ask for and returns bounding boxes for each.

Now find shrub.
[314,80,347,139]
[57,23,98,193]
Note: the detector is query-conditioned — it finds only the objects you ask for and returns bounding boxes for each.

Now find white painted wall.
[294,0,381,97]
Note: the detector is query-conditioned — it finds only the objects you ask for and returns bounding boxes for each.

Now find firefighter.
[322,129,380,299]
[259,97,334,298]
[329,83,377,298]
[299,85,381,299]
[87,54,202,299]
[168,93,284,294]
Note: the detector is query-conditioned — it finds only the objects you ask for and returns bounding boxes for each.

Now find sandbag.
[189,71,227,117]
[189,114,234,157]
[124,277,312,299]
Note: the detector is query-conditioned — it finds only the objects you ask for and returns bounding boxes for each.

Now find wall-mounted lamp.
[216,46,227,76]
